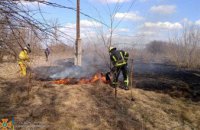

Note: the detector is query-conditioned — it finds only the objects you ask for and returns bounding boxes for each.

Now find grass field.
[0,55,199,130]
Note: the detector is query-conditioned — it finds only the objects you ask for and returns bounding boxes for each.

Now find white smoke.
[50,65,83,79]
[49,50,109,79]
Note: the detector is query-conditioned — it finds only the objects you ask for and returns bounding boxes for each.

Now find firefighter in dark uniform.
[44,47,50,61]
[109,47,129,90]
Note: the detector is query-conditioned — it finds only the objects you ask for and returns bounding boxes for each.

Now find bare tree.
[0,0,78,61]
[82,0,136,68]
[168,25,200,68]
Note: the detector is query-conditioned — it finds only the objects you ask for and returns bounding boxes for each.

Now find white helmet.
[23,47,28,51]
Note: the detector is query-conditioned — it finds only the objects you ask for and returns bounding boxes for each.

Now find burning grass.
[52,73,109,85]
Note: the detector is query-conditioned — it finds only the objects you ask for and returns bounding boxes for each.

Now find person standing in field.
[18,47,30,77]
[44,47,50,61]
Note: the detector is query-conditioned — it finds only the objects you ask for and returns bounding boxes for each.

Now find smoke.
[50,65,83,79]
[34,44,175,81]
[48,49,109,79]
[32,43,111,81]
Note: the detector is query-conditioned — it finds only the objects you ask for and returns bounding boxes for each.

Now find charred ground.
[134,62,200,102]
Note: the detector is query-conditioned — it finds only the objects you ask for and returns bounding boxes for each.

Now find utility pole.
[75,0,82,66]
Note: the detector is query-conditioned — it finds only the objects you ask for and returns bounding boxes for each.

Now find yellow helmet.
[109,47,116,52]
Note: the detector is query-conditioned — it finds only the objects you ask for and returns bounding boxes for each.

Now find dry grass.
[0,55,200,130]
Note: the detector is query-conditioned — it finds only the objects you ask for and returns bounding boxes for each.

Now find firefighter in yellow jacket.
[18,47,30,77]
[109,47,129,90]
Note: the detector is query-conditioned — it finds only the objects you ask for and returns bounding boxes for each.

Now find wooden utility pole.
[75,0,82,66]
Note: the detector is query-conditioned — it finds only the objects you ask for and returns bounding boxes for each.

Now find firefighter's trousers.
[18,60,27,77]
[45,53,49,61]
[112,64,129,87]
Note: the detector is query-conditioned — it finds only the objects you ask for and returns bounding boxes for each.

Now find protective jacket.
[19,50,29,61]
[110,50,129,67]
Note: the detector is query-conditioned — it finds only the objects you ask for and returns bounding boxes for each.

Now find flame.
[101,73,109,84]
[90,73,100,83]
[54,78,70,84]
[52,73,109,85]
[78,78,90,84]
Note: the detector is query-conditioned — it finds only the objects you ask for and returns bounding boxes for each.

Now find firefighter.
[18,47,30,77]
[109,47,129,90]
[44,47,50,61]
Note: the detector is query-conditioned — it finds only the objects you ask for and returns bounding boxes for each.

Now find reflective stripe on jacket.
[110,50,129,67]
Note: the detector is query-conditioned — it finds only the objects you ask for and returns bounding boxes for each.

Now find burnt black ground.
[133,62,200,101]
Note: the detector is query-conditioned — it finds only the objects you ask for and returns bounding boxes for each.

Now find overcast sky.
[21,0,200,46]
